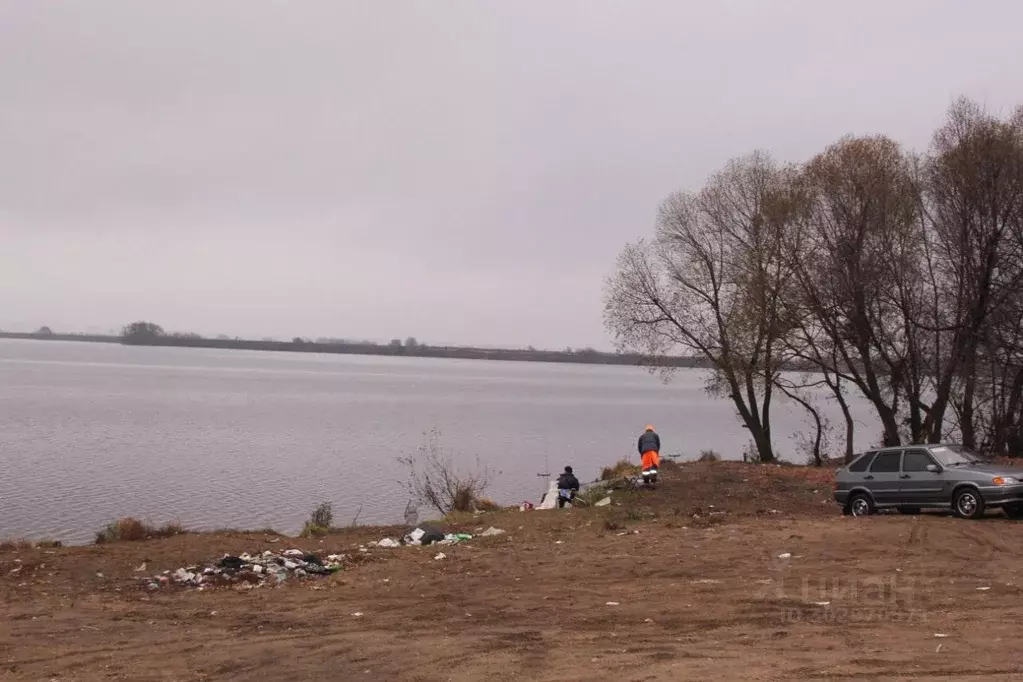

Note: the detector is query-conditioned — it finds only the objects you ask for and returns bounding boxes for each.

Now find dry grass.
[473,496,501,512]
[94,518,186,544]
[299,522,330,538]
[600,459,640,481]
[0,537,62,551]
[0,538,34,551]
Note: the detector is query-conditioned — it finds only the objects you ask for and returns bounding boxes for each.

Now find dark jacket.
[638,431,661,454]
[557,472,580,492]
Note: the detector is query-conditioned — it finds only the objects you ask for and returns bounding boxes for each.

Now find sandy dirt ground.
[5,462,1023,681]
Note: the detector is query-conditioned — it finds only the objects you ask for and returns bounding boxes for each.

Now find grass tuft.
[600,459,640,481]
[698,449,722,462]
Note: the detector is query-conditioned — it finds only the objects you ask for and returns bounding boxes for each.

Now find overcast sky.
[2,1,1021,348]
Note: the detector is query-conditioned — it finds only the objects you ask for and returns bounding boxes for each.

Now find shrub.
[698,449,722,462]
[398,429,497,515]
[310,502,333,528]
[94,518,184,544]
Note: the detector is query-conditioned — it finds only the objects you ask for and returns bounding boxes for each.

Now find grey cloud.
[2,0,1023,347]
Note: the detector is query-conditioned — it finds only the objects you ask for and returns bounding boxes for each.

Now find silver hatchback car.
[834,444,1023,519]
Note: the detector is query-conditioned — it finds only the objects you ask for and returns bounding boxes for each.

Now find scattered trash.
[376,538,401,548]
[594,497,612,507]
[644,618,654,623]
[813,601,831,607]
[777,553,792,560]
[936,643,943,653]
[402,525,448,546]
[977,586,991,591]
[606,602,620,606]
[434,553,446,561]
[352,612,364,618]
[481,527,506,537]
[520,501,535,512]
[134,562,147,572]
[691,579,721,585]
[139,549,343,591]
[934,633,949,638]
[555,540,564,545]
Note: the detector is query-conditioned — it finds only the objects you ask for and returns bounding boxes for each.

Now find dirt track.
[5,462,1023,681]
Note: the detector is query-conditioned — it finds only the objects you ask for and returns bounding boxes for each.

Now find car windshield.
[930,445,986,466]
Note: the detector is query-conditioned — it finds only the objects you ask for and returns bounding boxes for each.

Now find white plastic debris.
[778,553,792,560]
[594,497,612,507]
[352,612,364,618]
[977,586,991,591]
[409,528,426,544]
[934,633,950,638]
[481,527,506,537]
[376,538,401,548]
[813,601,831,606]
[283,549,304,557]
[606,602,620,606]
[434,553,446,561]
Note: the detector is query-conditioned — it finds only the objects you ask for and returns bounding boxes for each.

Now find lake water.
[0,339,876,543]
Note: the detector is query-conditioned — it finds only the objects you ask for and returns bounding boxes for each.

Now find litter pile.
[139,548,344,591]
[369,525,506,548]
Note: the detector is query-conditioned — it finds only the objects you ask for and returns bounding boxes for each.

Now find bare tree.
[789,135,924,446]
[605,152,799,462]
[921,98,1023,447]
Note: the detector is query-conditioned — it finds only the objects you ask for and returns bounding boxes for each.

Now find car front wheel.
[953,488,985,519]
[848,493,875,517]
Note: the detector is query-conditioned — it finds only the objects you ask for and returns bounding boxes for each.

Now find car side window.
[849,452,877,472]
[903,450,936,472]
[870,451,902,473]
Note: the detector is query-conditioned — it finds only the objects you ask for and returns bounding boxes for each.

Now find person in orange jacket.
[638,425,660,474]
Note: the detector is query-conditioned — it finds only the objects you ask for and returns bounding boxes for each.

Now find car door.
[865,450,903,504]
[898,449,943,504]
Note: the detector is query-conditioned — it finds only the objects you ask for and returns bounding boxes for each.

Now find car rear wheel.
[1004,503,1023,520]
[953,488,985,519]
[848,493,875,517]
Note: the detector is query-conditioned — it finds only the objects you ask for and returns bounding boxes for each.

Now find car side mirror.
[926,464,941,473]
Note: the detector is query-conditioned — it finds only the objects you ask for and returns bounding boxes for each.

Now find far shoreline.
[0,331,710,369]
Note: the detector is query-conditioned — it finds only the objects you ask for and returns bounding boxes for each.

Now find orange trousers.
[641,450,660,470]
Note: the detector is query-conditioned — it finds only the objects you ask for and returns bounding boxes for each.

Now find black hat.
[564,466,573,473]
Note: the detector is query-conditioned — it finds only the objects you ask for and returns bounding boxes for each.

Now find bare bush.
[697,449,722,462]
[310,502,333,528]
[397,430,496,515]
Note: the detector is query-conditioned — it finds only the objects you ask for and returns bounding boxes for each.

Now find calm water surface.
[0,340,875,543]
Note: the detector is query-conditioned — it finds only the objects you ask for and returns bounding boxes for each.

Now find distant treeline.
[0,328,711,369]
